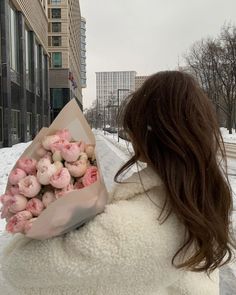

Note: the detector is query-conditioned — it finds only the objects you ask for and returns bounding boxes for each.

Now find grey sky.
[80,0,236,109]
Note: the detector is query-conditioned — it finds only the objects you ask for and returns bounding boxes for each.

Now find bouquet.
[0,99,108,240]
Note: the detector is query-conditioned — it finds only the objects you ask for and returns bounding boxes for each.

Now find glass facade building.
[0,0,50,147]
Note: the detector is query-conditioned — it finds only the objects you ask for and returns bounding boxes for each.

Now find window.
[52,36,61,46]
[0,107,3,142]
[52,52,62,68]
[36,114,41,132]
[11,110,20,141]
[9,5,18,71]
[25,29,32,90]
[26,112,32,139]
[51,0,61,4]
[51,8,61,18]
[51,88,64,108]
[35,42,40,90]
[52,22,61,32]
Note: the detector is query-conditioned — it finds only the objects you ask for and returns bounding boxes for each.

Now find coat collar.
[109,166,164,203]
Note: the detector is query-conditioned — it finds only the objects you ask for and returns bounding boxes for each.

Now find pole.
[117,90,120,142]
[117,88,130,142]
[103,106,105,135]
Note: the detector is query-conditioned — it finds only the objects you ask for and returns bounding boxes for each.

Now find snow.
[0,130,236,294]
[221,127,236,143]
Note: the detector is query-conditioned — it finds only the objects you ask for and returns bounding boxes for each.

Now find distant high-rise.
[80,17,87,88]
[96,71,136,110]
[135,76,149,90]
[48,0,84,120]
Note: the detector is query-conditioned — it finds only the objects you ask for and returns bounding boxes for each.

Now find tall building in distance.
[80,17,87,88]
[48,0,84,120]
[96,71,136,110]
[0,0,50,147]
[135,75,149,90]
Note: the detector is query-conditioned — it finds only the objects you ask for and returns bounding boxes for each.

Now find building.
[135,75,149,90]
[80,17,86,88]
[48,0,84,120]
[0,0,50,147]
[96,71,136,110]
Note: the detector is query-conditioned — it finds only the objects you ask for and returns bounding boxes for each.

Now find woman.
[1,71,235,294]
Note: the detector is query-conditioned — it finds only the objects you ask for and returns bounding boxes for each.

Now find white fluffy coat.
[1,167,219,294]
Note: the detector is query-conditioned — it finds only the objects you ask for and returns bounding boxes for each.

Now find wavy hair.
[115,71,235,273]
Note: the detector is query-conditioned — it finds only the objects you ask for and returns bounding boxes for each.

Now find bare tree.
[184,24,236,134]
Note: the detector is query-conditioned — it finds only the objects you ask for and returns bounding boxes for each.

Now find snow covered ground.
[0,130,236,294]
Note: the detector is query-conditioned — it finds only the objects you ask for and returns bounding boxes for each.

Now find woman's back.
[1,167,219,295]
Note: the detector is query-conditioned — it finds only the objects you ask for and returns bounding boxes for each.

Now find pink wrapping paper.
[5,99,109,240]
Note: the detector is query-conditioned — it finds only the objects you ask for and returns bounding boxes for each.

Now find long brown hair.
[115,71,235,273]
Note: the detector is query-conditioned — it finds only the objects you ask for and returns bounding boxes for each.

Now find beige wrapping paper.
[5,99,109,240]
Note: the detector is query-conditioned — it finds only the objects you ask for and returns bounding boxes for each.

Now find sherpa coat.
[1,167,219,295]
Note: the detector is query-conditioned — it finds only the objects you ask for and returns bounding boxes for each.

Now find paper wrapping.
[5,99,109,240]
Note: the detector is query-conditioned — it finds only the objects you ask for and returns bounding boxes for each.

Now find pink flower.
[1,201,14,219]
[55,129,72,142]
[36,145,48,157]
[5,210,32,233]
[24,218,37,234]
[85,144,95,159]
[42,134,61,150]
[76,141,85,153]
[17,157,37,175]
[50,168,71,189]
[43,152,53,162]
[74,180,85,190]
[36,158,51,170]
[50,139,69,153]
[53,161,64,171]
[55,184,74,199]
[82,166,99,187]
[9,185,20,196]
[0,193,12,205]
[37,164,57,185]
[9,168,27,185]
[18,176,41,198]
[78,152,88,161]
[61,143,80,162]
[26,198,44,217]
[52,150,63,162]
[42,191,57,207]
[9,195,28,213]
[65,159,88,177]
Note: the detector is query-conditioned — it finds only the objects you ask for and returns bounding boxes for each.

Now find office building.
[96,71,136,110]
[0,0,50,147]
[135,75,149,90]
[48,0,84,120]
[80,17,86,88]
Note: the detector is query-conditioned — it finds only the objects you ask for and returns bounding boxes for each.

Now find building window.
[52,36,61,46]
[25,28,33,90]
[52,22,61,32]
[11,110,20,142]
[35,42,40,92]
[36,114,41,132]
[9,5,19,71]
[51,8,61,18]
[0,107,3,142]
[51,0,61,4]
[51,88,64,109]
[52,52,62,68]
[26,112,32,139]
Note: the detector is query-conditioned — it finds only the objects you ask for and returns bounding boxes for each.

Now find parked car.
[103,127,117,133]
[118,129,130,141]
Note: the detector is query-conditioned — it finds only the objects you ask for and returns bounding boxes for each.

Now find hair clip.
[147,125,152,131]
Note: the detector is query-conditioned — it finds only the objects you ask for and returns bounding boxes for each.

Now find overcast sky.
[80,0,236,109]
